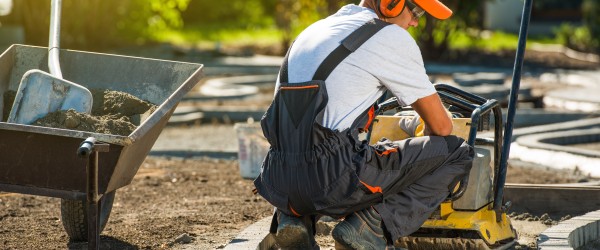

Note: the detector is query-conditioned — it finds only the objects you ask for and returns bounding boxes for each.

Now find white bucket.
[234,122,270,179]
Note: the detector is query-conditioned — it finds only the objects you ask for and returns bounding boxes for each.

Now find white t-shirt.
[277,4,435,131]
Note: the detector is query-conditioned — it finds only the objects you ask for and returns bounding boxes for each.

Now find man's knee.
[443,135,465,152]
[442,135,474,167]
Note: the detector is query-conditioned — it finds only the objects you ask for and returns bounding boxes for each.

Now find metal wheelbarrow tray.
[0,44,203,200]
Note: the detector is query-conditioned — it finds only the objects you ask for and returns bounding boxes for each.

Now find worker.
[253,0,474,249]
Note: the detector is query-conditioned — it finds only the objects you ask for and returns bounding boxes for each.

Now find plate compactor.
[366,0,533,249]
[370,83,516,249]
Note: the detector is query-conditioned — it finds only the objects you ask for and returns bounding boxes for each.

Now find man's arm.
[410,93,452,136]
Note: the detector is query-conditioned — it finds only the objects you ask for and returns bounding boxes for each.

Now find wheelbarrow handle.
[77,137,97,158]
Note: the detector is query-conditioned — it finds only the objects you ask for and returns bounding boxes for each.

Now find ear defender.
[378,0,406,18]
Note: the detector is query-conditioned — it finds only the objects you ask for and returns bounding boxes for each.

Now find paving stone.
[540,210,600,249]
[452,72,507,86]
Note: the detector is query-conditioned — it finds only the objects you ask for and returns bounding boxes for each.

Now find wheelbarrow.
[0,44,204,249]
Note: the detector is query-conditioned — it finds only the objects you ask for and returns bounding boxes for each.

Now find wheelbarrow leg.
[87,149,100,250]
[78,137,109,250]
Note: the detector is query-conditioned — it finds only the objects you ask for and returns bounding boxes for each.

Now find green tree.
[274,0,353,52]
[182,0,272,27]
[273,0,486,58]
[7,0,189,50]
[553,0,599,53]
[582,0,599,52]
[274,0,328,52]
[409,0,484,60]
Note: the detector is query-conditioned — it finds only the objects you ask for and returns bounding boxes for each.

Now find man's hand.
[410,93,452,136]
[399,114,425,137]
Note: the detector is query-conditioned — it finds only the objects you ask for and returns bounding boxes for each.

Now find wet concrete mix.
[3,89,157,136]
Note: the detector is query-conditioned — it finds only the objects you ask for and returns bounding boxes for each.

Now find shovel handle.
[49,0,62,78]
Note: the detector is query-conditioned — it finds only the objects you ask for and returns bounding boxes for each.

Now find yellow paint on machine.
[371,115,516,249]
[369,116,471,144]
[422,202,517,246]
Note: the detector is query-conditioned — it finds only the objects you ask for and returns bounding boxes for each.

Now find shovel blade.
[7,69,93,125]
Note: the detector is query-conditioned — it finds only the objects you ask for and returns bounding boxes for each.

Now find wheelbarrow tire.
[60,191,116,242]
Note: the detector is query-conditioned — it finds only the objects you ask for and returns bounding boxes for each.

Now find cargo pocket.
[310,169,359,210]
[254,179,289,212]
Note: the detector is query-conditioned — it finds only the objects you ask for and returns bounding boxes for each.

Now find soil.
[5,89,157,136]
[0,157,273,250]
[0,153,594,250]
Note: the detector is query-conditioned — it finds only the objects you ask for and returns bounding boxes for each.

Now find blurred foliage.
[2,0,597,55]
[554,24,598,53]
[533,0,583,10]
[553,0,599,53]
[182,0,275,27]
[408,0,485,60]
[2,0,189,50]
[181,0,352,52]
[582,0,599,52]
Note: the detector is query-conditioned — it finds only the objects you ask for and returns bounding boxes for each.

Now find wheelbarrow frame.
[0,44,203,199]
[0,44,204,248]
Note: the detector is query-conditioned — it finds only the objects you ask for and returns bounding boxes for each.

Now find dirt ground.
[0,157,273,250]
[0,154,594,250]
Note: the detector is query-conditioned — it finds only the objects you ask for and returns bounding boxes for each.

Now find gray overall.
[254,18,474,241]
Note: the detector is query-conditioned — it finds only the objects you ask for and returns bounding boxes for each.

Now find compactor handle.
[377,97,402,114]
[435,84,503,201]
[375,84,503,202]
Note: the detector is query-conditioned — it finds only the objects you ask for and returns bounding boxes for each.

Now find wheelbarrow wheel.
[60,191,115,242]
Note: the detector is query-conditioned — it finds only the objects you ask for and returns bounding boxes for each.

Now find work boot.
[275,212,318,249]
[332,207,388,250]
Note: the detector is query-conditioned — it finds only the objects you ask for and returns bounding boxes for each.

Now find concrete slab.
[151,124,238,158]
[452,72,507,86]
[544,87,600,112]
[510,143,600,177]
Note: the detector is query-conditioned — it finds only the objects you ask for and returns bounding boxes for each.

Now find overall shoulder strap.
[279,19,390,83]
[312,18,390,81]
[278,41,294,83]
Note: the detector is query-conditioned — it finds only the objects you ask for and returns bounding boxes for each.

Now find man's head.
[361,0,452,22]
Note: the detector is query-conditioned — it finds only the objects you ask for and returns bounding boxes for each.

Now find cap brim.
[413,0,453,20]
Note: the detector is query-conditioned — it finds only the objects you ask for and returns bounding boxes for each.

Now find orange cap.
[413,0,453,20]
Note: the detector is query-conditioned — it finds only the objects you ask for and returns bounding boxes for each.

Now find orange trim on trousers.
[280,85,319,90]
[289,204,302,217]
[360,180,383,194]
[375,148,398,156]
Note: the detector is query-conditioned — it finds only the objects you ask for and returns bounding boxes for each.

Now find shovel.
[7,0,92,125]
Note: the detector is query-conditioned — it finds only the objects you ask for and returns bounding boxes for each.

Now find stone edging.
[538,210,600,249]
[516,128,600,158]
[224,216,275,250]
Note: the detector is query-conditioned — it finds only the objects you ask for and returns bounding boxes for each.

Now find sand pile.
[3,89,157,136]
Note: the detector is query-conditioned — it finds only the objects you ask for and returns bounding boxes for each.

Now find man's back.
[281,4,435,131]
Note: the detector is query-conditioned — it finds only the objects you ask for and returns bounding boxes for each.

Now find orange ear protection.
[377,0,406,18]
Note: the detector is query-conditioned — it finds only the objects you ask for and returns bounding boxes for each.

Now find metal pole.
[87,149,99,250]
[78,137,99,250]
[78,137,109,250]
[493,0,533,220]
[48,0,63,78]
